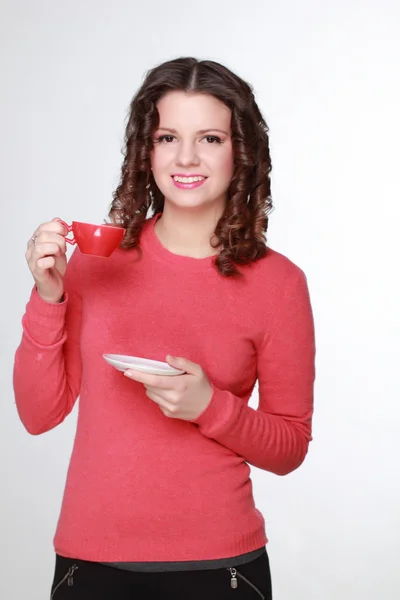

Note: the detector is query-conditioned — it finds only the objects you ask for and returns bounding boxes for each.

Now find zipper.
[228,567,265,599]
[50,564,78,599]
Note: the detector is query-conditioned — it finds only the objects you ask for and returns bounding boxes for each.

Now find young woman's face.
[151,91,234,212]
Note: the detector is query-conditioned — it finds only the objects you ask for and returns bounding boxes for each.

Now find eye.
[155,135,176,143]
[202,135,222,144]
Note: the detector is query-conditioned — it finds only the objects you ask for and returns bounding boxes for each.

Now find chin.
[167,198,219,211]
[166,188,225,206]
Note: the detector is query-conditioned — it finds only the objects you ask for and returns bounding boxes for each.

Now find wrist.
[35,288,65,304]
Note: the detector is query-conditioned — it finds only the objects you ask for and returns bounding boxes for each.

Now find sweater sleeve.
[13,249,83,435]
[191,269,316,475]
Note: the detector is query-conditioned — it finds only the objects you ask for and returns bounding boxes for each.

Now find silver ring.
[31,234,38,246]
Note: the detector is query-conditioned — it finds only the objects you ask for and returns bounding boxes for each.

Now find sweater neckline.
[142,213,217,271]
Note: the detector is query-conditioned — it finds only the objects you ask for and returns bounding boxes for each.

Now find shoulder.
[245,248,314,337]
[244,246,307,289]
[236,247,313,321]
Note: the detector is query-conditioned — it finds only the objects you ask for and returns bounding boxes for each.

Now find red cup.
[58,220,126,257]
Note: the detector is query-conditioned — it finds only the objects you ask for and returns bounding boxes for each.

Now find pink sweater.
[13,214,315,563]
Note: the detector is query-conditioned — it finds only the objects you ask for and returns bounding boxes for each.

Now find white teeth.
[173,176,205,183]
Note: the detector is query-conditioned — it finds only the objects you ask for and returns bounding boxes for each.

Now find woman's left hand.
[124,355,213,421]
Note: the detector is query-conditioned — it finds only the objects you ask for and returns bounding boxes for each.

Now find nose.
[175,141,201,168]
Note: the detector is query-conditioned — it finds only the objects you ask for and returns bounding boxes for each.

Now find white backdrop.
[1,1,399,598]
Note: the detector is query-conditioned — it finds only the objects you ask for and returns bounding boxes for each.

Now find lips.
[172,174,207,182]
[171,174,208,190]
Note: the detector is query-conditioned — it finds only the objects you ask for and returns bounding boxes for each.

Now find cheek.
[150,150,174,194]
[150,146,176,172]
[150,149,164,174]
[216,148,235,182]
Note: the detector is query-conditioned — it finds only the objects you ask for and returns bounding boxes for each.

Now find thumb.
[165,355,200,375]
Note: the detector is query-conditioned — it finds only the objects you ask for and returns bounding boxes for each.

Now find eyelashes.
[154,135,174,143]
[202,135,223,144]
[154,135,223,144]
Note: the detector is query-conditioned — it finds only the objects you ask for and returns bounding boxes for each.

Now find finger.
[36,256,56,271]
[144,385,176,402]
[144,389,175,415]
[27,231,39,251]
[36,220,68,236]
[32,256,59,278]
[27,232,67,257]
[145,388,165,404]
[51,217,69,236]
[124,370,173,389]
[32,242,65,258]
[25,246,33,261]
[28,243,64,275]
[165,355,199,375]
[124,370,152,384]
[33,230,67,248]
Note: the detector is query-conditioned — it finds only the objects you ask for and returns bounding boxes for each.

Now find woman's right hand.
[25,218,68,303]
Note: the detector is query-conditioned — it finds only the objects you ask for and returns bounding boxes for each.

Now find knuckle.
[39,222,62,236]
[54,224,66,235]
[44,242,58,253]
[40,233,52,244]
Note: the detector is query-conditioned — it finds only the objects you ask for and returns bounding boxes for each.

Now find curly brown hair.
[108,57,273,277]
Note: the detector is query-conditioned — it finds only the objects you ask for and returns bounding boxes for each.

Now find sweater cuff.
[22,286,68,346]
[192,384,240,439]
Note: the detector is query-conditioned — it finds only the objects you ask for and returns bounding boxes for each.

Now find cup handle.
[57,219,76,245]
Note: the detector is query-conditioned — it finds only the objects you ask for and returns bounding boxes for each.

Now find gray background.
[1,0,399,598]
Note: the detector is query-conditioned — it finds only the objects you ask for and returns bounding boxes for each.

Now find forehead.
[156,91,231,130]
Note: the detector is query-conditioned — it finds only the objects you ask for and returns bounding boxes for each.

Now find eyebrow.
[157,127,230,136]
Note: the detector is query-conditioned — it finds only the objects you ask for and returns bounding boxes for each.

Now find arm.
[192,270,316,475]
[13,249,83,435]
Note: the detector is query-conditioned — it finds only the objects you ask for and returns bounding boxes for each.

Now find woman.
[14,57,315,599]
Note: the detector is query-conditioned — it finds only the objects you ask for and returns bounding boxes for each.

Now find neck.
[154,202,225,259]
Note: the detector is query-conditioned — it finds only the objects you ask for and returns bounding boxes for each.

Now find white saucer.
[103,354,185,376]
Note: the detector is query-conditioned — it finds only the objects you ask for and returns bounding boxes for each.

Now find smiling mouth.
[172,175,207,183]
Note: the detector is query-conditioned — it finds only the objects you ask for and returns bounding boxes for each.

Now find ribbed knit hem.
[54,526,268,564]
[23,287,68,346]
[192,384,239,439]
